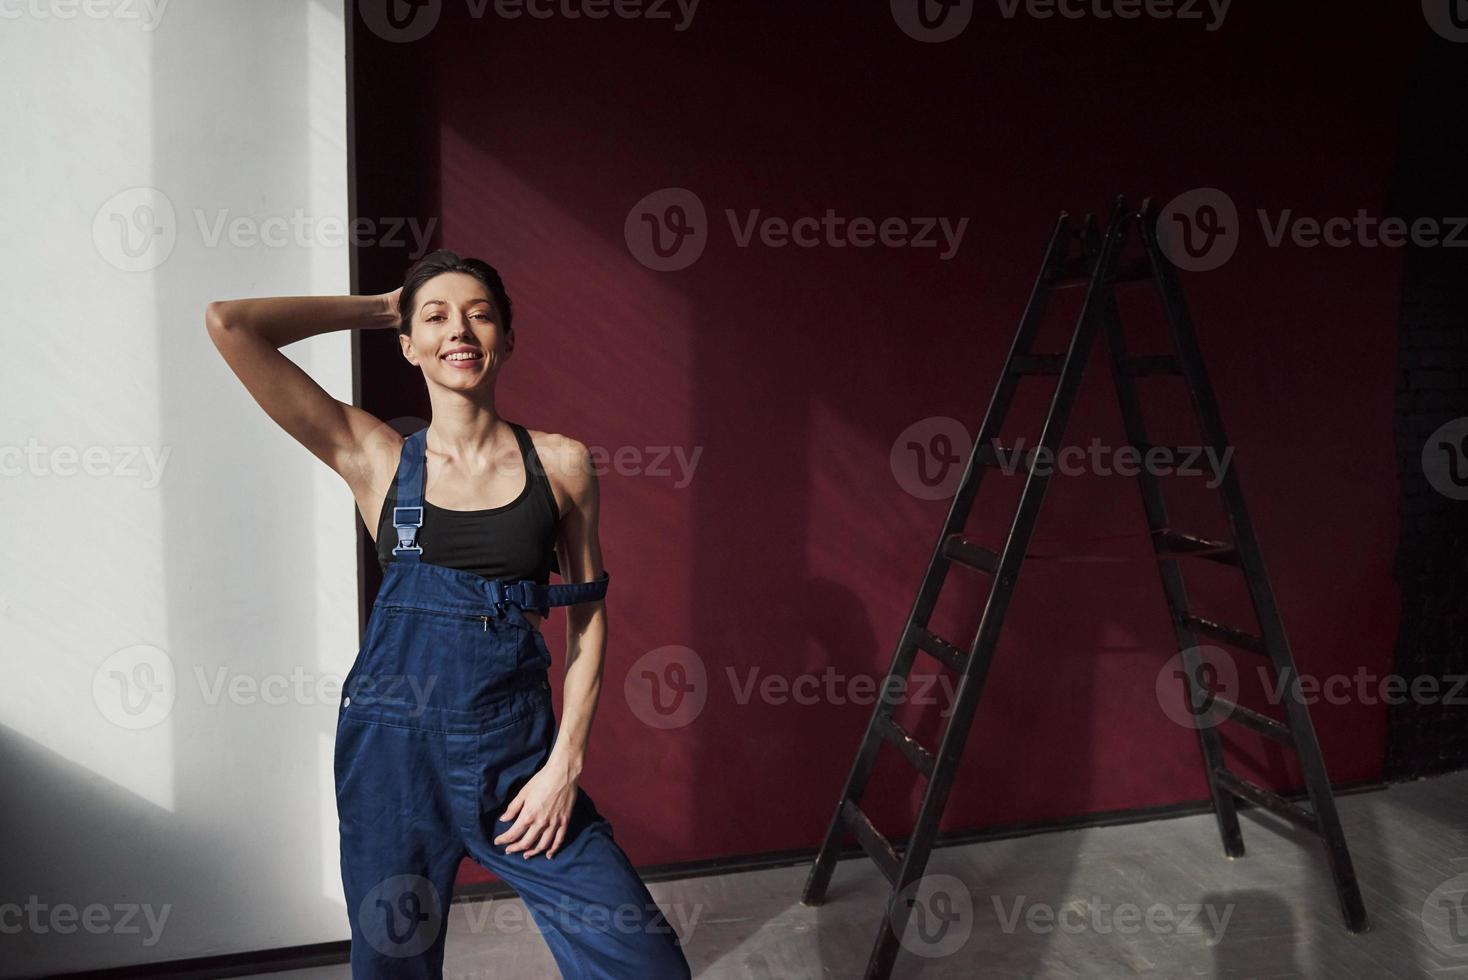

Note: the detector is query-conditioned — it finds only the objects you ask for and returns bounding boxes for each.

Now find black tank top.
[376,421,561,583]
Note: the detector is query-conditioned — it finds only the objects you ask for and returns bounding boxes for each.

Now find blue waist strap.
[491,569,610,618]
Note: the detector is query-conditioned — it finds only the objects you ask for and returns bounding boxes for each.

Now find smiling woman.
[204,251,692,980]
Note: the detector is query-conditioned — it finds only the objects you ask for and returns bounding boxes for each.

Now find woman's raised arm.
[205,289,401,490]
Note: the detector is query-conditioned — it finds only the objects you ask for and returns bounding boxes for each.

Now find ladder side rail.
[866,201,1137,979]
[1138,202,1367,931]
[1100,285,1246,856]
[802,212,1078,909]
[912,211,1081,626]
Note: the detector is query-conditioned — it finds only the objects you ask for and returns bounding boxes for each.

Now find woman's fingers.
[520,821,560,859]
[494,793,528,846]
[545,824,568,860]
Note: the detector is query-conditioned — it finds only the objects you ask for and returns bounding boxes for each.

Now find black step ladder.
[801,196,1368,980]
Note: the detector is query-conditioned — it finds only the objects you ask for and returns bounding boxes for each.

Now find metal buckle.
[392,506,424,554]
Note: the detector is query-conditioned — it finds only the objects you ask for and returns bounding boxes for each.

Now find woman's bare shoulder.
[523,426,594,489]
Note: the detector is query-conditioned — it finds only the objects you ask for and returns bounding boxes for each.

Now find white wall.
[0,1,358,974]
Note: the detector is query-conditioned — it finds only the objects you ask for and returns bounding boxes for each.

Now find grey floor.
[258,771,1468,978]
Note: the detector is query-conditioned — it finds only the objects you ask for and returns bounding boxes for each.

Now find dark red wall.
[354,1,1414,875]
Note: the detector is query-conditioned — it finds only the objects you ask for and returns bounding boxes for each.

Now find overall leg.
[336,713,466,979]
[465,691,693,980]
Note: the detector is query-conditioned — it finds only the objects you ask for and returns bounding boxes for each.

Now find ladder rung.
[1154,530,1239,566]
[1121,353,1181,377]
[1207,697,1292,743]
[1009,353,1066,376]
[876,713,936,777]
[1212,769,1319,833]
[1181,613,1268,655]
[910,626,967,672]
[840,800,902,887]
[942,534,998,574]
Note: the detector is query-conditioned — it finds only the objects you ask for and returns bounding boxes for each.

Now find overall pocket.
[353,604,516,710]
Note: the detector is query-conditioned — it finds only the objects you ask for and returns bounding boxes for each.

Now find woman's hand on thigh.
[495,762,577,859]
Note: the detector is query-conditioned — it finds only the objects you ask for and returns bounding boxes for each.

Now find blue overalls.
[334,427,692,979]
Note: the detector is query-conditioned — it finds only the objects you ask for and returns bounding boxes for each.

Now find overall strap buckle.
[392,506,424,556]
[485,579,526,613]
[389,428,428,563]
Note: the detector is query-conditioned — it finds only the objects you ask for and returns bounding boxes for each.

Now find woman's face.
[399,271,510,390]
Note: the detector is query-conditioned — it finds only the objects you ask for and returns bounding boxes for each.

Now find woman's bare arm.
[493,436,607,860]
[545,437,607,780]
[205,291,400,490]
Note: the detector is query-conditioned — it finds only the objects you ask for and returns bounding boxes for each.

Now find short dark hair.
[398,249,513,336]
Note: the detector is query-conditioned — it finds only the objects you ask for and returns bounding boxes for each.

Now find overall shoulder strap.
[390,427,428,562]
